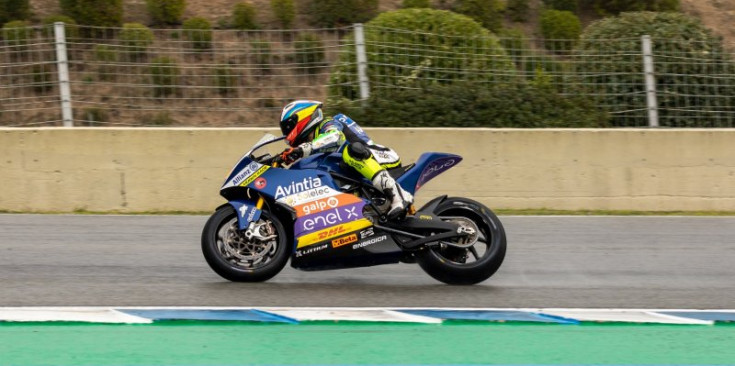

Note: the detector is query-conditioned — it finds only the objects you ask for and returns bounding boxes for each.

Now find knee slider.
[347,141,371,160]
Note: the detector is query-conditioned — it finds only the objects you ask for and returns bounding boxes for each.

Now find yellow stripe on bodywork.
[238,165,269,187]
[297,218,372,249]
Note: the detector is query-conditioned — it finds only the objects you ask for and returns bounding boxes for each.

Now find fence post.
[641,35,658,128]
[354,23,370,101]
[54,22,74,127]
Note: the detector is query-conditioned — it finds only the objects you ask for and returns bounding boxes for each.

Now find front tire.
[416,197,506,285]
[201,205,290,282]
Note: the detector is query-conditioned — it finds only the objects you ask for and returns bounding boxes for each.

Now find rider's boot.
[372,170,413,220]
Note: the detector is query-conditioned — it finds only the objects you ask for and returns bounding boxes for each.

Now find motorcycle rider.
[278,100,413,219]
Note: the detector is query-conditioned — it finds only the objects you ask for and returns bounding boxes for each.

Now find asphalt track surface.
[1,214,734,308]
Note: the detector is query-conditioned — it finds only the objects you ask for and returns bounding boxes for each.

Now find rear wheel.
[201,205,290,282]
[416,197,506,285]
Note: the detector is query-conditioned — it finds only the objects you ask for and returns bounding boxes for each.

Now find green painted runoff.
[1,322,734,365]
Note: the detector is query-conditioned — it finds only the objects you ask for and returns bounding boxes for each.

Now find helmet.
[280,100,324,146]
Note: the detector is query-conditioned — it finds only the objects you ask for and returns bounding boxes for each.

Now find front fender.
[225,199,263,231]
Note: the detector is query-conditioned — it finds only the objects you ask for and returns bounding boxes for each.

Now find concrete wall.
[1,128,733,212]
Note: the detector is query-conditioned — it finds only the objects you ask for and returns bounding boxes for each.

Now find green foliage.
[542,0,578,13]
[119,23,154,59]
[232,2,259,30]
[146,0,186,25]
[293,33,325,74]
[250,41,272,70]
[41,15,79,39]
[402,0,430,9]
[308,0,378,27]
[182,17,213,51]
[62,0,123,27]
[330,82,607,127]
[576,12,735,127]
[539,9,581,53]
[150,56,180,97]
[0,0,30,24]
[214,66,238,95]
[142,111,175,125]
[593,0,679,16]
[32,64,54,93]
[2,20,32,47]
[270,0,294,28]
[330,9,515,100]
[93,44,117,81]
[453,0,504,33]
[82,107,108,125]
[507,0,529,22]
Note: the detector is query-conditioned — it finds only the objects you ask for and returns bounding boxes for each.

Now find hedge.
[270,0,294,28]
[119,23,154,59]
[146,0,186,25]
[329,9,515,100]
[329,81,607,128]
[0,0,30,24]
[232,2,259,30]
[182,17,213,51]
[576,11,735,127]
[453,0,504,33]
[593,0,679,15]
[307,0,379,27]
[539,9,581,53]
[61,0,123,27]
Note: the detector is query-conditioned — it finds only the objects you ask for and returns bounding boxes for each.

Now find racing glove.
[280,143,312,164]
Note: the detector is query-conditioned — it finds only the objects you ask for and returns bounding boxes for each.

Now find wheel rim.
[215,216,280,270]
[433,209,491,265]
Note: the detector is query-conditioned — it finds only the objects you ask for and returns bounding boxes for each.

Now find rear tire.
[416,197,506,285]
[201,205,290,282]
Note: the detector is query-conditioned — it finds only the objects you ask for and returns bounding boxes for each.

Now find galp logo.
[295,193,362,217]
[332,234,357,248]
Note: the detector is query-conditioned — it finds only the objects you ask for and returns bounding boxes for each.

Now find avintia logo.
[275,177,323,199]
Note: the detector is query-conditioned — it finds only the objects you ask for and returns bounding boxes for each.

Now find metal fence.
[1,23,734,127]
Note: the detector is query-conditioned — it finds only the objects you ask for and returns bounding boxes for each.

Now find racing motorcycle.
[201,133,506,285]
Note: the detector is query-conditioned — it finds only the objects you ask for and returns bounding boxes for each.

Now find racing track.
[1,214,734,308]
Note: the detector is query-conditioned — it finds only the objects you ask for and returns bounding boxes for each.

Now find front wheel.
[416,197,506,285]
[201,205,290,282]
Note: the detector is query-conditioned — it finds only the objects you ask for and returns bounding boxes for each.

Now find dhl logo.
[332,234,358,248]
[296,218,372,248]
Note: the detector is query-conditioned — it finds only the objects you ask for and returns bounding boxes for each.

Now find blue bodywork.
[221,136,462,231]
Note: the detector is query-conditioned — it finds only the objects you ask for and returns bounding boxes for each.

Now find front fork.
[242,196,266,240]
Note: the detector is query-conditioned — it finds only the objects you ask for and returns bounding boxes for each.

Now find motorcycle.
[201,133,506,285]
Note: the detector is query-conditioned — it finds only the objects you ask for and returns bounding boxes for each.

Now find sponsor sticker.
[295,193,362,217]
[254,177,267,189]
[230,162,265,186]
[274,177,323,199]
[278,186,337,207]
[240,165,269,187]
[295,202,365,236]
[352,235,388,250]
[294,243,328,258]
[359,227,374,239]
[332,234,358,248]
[416,157,459,189]
[419,215,433,220]
[296,218,373,248]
